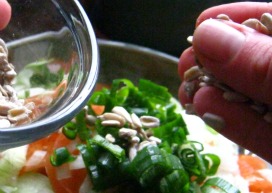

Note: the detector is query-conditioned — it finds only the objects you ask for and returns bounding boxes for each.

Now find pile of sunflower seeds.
[184,13,272,126]
[0,39,35,128]
[89,106,161,161]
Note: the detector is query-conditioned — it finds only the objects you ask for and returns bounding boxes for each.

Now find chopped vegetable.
[1,78,271,192]
[15,173,54,193]
[49,79,230,193]
[201,177,240,193]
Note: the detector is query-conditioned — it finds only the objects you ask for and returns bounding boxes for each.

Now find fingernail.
[202,112,226,131]
[193,19,245,63]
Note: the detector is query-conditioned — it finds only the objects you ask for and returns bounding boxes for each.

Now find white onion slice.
[25,150,47,167]
[56,163,71,180]
[69,155,85,170]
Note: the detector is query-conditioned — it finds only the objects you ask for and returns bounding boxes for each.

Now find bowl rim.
[97,38,179,64]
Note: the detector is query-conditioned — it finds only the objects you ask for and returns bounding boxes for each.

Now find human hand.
[178,2,272,163]
[0,0,11,30]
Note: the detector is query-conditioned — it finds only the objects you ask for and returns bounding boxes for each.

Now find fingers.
[193,86,272,163]
[0,0,11,30]
[193,19,272,105]
[196,2,272,26]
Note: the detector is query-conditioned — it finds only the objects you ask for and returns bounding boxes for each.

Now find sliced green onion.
[159,169,190,193]
[138,79,171,102]
[50,147,76,166]
[62,122,77,140]
[89,135,125,162]
[203,154,221,176]
[201,177,241,193]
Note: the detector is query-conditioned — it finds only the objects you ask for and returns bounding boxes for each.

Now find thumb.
[193,19,272,105]
[0,0,11,30]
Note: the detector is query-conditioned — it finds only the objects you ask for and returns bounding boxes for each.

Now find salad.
[0,78,272,193]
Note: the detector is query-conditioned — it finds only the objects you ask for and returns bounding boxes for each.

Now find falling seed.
[187,36,193,44]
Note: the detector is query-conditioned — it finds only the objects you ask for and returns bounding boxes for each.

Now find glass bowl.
[0,0,99,149]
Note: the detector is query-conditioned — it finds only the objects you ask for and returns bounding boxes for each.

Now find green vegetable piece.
[97,152,119,170]
[50,147,75,166]
[201,177,241,193]
[203,154,221,176]
[0,146,26,187]
[160,170,190,193]
[138,79,171,102]
[89,135,125,162]
[62,122,77,140]
[15,172,54,193]
[154,114,188,146]
[75,110,91,141]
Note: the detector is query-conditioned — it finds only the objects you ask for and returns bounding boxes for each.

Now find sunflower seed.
[140,115,160,128]
[184,81,197,98]
[130,136,140,143]
[131,113,142,128]
[202,113,226,130]
[216,14,231,21]
[112,106,132,124]
[101,120,121,127]
[98,112,126,126]
[8,107,26,117]
[187,36,193,44]
[242,18,269,34]
[129,144,138,161]
[184,66,202,81]
[105,133,116,143]
[86,115,97,125]
[0,102,17,115]
[8,113,30,124]
[119,128,137,138]
[260,13,272,35]
[0,85,7,96]
[148,136,162,144]
[198,75,215,84]
[138,141,156,152]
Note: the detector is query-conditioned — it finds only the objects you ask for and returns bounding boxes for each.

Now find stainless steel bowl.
[97,39,180,97]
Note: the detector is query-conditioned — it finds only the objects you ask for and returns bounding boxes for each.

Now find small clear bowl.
[0,0,99,149]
